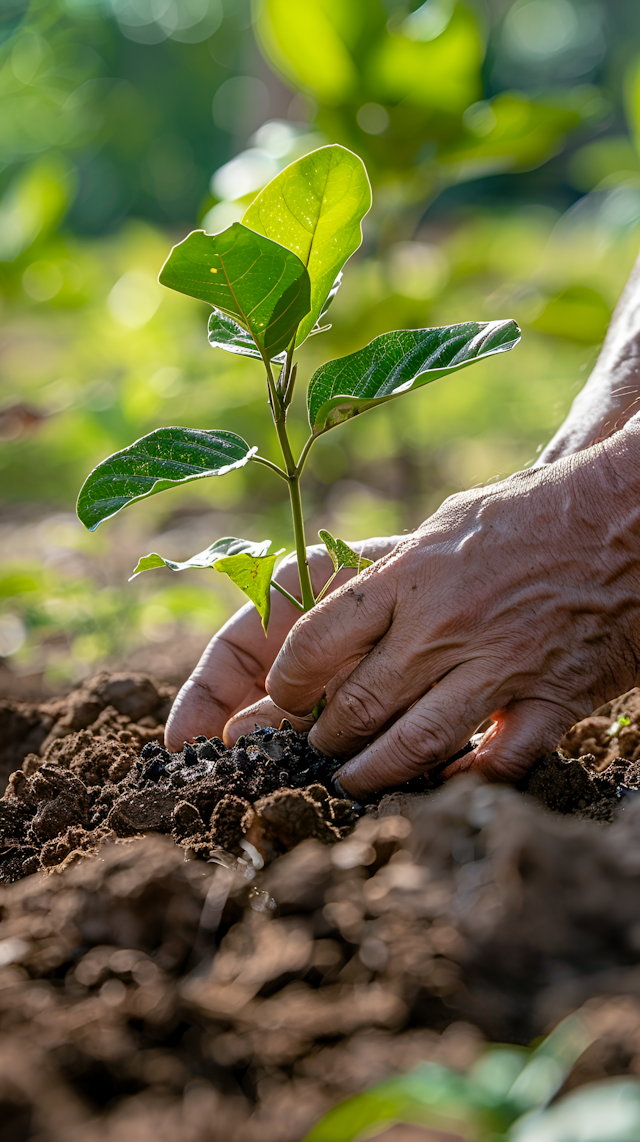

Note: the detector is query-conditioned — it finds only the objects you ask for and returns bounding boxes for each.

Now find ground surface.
[3,674,640,1140]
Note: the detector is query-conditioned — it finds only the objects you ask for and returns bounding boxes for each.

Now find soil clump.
[3,673,640,886]
[2,786,640,1140]
[4,673,640,1138]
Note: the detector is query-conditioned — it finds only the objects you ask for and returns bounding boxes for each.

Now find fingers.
[463,698,582,783]
[307,622,469,757]
[166,538,400,751]
[223,697,314,746]
[164,610,265,750]
[267,569,396,717]
[333,664,497,798]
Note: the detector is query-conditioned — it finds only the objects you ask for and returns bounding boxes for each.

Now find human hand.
[164,536,401,752]
[267,419,640,797]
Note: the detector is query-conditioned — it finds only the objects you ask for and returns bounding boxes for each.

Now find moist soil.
[4,673,640,1140]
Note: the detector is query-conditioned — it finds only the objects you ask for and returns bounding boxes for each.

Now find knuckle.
[394,711,456,768]
[332,681,388,736]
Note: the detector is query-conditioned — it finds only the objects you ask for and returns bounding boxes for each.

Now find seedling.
[77,146,520,630]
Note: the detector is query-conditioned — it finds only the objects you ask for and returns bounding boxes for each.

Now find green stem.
[271,579,305,612]
[295,433,316,477]
[264,356,316,612]
[253,455,289,481]
[287,472,315,611]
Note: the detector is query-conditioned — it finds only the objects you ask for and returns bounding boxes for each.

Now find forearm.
[537,251,640,465]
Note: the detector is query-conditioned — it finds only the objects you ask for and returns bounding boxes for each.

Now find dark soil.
[3,786,640,1140]
[2,672,640,886]
[4,672,640,1140]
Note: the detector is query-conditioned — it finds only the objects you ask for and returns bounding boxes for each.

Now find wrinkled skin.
[166,251,640,797]
[165,537,400,750]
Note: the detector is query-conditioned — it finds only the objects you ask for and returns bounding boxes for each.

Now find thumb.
[449,699,582,783]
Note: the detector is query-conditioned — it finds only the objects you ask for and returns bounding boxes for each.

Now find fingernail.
[332,775,349,799]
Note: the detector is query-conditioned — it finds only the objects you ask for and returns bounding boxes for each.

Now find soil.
[4,672,640,1140]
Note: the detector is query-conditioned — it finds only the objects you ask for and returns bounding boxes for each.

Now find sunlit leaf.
[207,308,286,362]
[130,536,284,632]
[253,0,358,103]
[215,544,285,633]
[371,2,484,115]
[440,93,586,177]
[318,530,373,575]
[158,223,311,360]
[129,537,273,579]
[243,145,371,345]
[77,428,256,531]
[307,320,521,435]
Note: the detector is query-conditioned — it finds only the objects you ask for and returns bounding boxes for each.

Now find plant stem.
[287,472,315,611]
[264,357,316,612]
[253,455,289,481]
[271,580,305,611]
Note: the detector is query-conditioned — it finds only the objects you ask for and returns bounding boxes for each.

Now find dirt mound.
[0,671,175,791]
[2,783,640,1140]
[4,673,640,887]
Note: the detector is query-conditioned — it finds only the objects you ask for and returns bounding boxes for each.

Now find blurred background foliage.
[2,0,640,693]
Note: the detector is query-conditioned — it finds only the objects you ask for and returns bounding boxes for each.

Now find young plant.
[76,145,520,631]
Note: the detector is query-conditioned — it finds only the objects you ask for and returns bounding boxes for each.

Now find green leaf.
[215,546,285,633]
[439,92,586,177]
[319,531,373,575]
[129,536,284,632]
[253,0,359,104]
[158,223,311,360]
[207,308,286,363]
[77,428,256,531]
[307,320,521,435]
[243,145,371,345]
[129,537,273,579]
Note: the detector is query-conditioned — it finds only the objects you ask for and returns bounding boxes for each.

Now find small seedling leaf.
[77,428,256,531]
[243,145,371,346]
[207,308,287,362]
[307,320,521,435]
[129,536,273,579]
[319,530,373,575]
[159,224,311,360]
[214,548,285,632]
[607,714,631,738]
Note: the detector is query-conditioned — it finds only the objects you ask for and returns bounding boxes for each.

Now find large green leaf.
[77,428,256,531]
[158,223,311,360]
[130,536,284,632]
[307,320,521,435]
[243,145,371,345]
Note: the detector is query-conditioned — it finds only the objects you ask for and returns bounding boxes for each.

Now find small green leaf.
[158,223,311,360]
[307,320,521,435]
[207,308,287,362]
[607,714,631,738]
[129,537,273,580]
[130,536,284,632]
[308,271,342,338]
[319,531,373,575]
[215,547,285,633]
[77,428,256,531]
[243,145,371,346]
